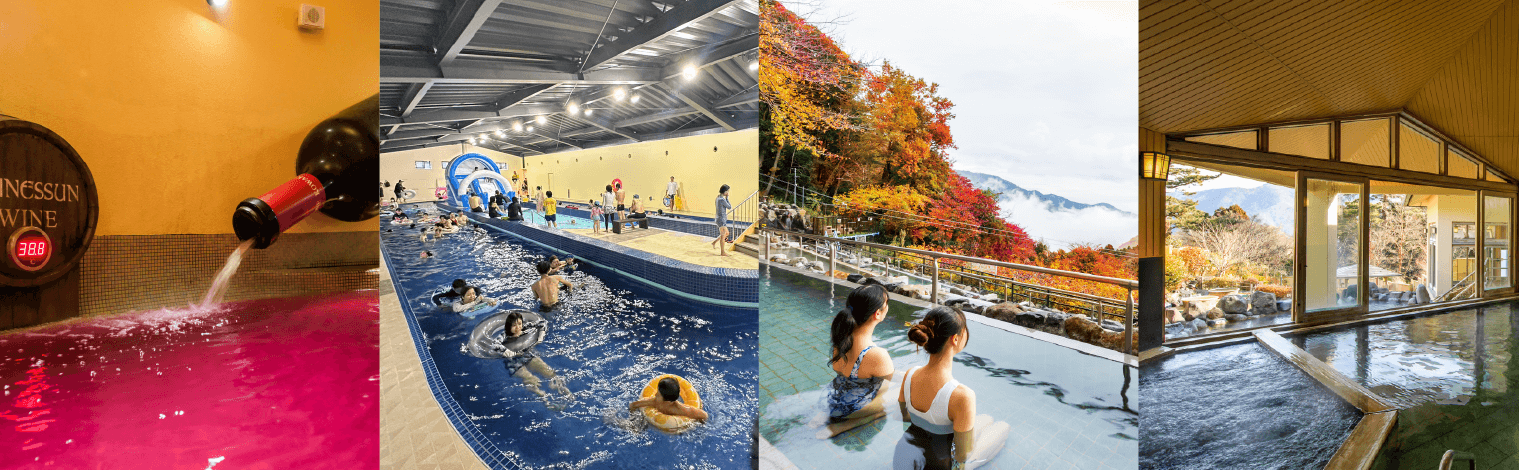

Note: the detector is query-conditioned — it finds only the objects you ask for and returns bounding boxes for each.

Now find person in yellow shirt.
[543,190,558,228]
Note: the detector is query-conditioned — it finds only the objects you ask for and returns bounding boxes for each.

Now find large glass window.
[1163,162,1295,339]
[1449,150,1480,179]
[1306,178,1363,313]
[1368,182,1476,310]
[1484,195,1511,291]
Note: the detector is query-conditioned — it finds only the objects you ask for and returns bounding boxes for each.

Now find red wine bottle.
[233,95,379,248]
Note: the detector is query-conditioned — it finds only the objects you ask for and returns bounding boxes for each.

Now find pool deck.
[378,253,488,470]
[562,226,757,270]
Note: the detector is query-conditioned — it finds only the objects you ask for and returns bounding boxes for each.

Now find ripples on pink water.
[0,291,378,469]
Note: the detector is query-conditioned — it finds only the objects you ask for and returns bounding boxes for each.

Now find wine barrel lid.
[0,116,99,287]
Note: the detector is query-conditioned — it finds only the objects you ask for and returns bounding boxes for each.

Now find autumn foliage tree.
[759,0,1132,288]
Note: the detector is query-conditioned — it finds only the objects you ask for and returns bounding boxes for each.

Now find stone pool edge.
[765,262,1138,367]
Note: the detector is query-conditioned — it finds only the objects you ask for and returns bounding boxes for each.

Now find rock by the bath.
[769,254,788,263]
[1206,307,1225,320]
[1224,313,1249,323]
[1013,310,1046,327]
[982,302,1022,322]
[1277,299,1291,312]
[949,286,967,296]
[1183,297,1219,320]
[1166,308,1186,324]
[1219,295,1249,315]
[898,285,930,300]
[1063,315,1103,343]
[1208,318,1227,328]
[1248,291,1277,314]
[1100,319,1125,332]
[1190,318,1208,331]
[1044,310,1069,326]
[846,274,865,284]
[980,293,999,302]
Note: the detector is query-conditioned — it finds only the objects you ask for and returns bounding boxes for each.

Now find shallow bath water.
[0,291,379,469]
[1139,342,1361,470]
[381,214,757,469]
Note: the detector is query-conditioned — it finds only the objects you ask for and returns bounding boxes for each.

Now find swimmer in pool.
[530,260,575,311]
[894,306,1009,470]
[499,311,570,397]
[419,250,434,259]
[628,377,708,422]
[820,284,895,438]
[432,279,472,304]
[451,286,498,314]
[535,255,576,275]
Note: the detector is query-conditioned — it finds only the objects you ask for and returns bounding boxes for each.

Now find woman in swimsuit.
[895,307,1008,470]
[821,284,895,438]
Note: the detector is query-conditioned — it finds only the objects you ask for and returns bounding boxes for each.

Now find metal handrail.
[764,228,1138,353]
[1439,450,1474,470]
[1437,270,1478,303]
[727,189,759,225]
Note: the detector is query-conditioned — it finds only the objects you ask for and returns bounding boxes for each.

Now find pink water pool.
[0,291,378,469]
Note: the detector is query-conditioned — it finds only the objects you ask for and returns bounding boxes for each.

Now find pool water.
[0,291,379,469]
[517,210,598,229]
[1293,303,1519,468]
[381,219,757,469]
[1139,342,1361,469]
[759,268,1136,470]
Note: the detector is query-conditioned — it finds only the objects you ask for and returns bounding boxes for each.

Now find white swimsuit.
[902,366,961,435]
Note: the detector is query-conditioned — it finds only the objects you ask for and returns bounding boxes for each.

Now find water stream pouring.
[233,95,380,249]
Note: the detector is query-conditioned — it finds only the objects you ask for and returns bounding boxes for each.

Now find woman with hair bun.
[818,284,895,438]
[895,307,1007,470]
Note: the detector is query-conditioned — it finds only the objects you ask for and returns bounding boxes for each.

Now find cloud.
[997,191,1137,249]
[796,0,1139,212]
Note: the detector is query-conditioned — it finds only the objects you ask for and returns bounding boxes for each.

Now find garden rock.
[1249,291,1277,314]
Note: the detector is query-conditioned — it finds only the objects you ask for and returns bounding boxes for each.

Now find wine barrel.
[0,116,99,287]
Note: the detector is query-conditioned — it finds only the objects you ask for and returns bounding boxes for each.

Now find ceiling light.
[613,88,627,101]
[567,104,580,115]
[630,94,641,104]
[512,122,523,132]
[495,130,505,138]
[749,60,758,72]
[584,109,593,117]
[535,115,547,125]
[682,65,697,80]
[527,125,535,133]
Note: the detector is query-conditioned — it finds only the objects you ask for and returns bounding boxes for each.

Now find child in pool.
[628,377,707,422]
[819,284,895,438]
[530,260,575,311]
[451,286,497,313]
[499,311,570,397]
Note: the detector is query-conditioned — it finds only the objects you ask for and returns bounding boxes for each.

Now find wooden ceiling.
[1141,0,1519,175]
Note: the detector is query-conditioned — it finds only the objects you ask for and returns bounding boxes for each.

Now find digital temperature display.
[9,228,52,272]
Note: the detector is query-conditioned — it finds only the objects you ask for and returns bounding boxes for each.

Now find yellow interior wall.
[518,129,759,215]
[0,0,378,235]
[380,144,518,200]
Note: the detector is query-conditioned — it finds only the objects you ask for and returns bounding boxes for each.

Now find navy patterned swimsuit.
[827,345,884,420]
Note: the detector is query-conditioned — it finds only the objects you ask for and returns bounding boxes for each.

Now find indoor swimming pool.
[0,291,379,469]
[380,216,758,469]
[758,268,1136,470]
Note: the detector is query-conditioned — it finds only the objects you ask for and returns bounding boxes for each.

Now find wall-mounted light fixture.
[1140,151,1171,181]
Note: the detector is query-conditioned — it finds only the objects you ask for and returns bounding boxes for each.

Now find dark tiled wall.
[78,232,378,318]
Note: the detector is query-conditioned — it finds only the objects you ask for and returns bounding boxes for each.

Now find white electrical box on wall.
[299,4,325,30]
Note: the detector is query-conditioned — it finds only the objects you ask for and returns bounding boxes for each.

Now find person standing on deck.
[665,176,679,211]
[711,184,732,257]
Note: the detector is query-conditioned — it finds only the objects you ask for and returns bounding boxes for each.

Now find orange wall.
[0,0,378,235]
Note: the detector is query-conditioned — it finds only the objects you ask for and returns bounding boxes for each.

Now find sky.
[794,0,1139,213]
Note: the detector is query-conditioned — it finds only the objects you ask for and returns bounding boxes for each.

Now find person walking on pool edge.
[711,184,732,257]
[665,176,679,211]
[601,185,617,232]
[543,191,558,228]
